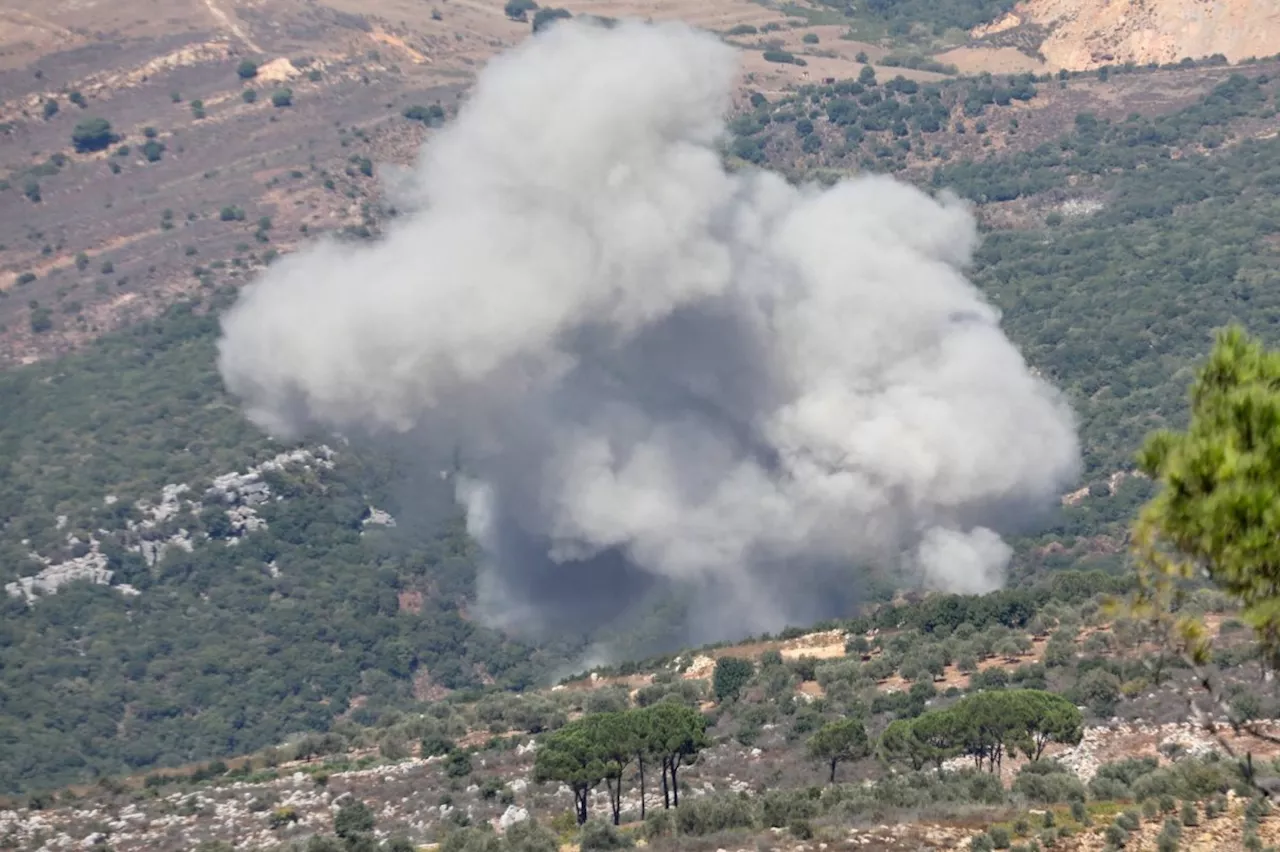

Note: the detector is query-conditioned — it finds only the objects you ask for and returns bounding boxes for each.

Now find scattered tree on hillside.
[1132,326,1280,795]
[643,701,708,810]
[535,719,608,825]
[535,703,707,825]
[237,59,260,80]
[878,690,1082,775]
[531,7,571,32]
[807,718,869,783]
[71,117,114,152]
[334,799,375,839]
[712,657,754,702]
[504,0,537,20]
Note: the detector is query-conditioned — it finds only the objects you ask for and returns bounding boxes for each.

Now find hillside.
[6,589,1280,851]
[990,0,1280,72]
[5,0,1280,830]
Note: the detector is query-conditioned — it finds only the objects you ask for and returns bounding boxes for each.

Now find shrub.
[43,99,58,119]
[761,790,819,828]
[141,140,164,162]
[30,307,52,333]
[445,749,472,777]
[763,50,798,64]
[504,0,537,19]
[242,89,258,104]
[72,117,114,152]
[531,6,571,31]
[1069,801,1089,825]
[713,657,754,702]
[579,820,633,850]
[989,825,1011,848]
[237,59,259,79]
[674,792,756,835]
[403,103,446,124]
[1180,801,1198,826]
[643,810,673,840]
[1013,761,1086,804]
[970,834,994,852]
[271,89,293,108]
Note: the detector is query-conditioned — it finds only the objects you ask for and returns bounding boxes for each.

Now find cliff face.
[974,0,1280,71]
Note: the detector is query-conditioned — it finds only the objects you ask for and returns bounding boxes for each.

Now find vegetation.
[531,7,571,32]
[807,718,869,782]
[71,117,114,152]
[535,703,708,824]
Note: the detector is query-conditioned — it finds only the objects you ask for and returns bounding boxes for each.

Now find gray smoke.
[216,19,1080,645]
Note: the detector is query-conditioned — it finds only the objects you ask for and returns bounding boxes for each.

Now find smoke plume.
[217,19,1080,645]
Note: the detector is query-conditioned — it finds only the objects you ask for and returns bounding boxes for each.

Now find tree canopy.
[533,702,707,824]
[807,718,870,782]
[71,117,114,152]
[1134,327,1280,661]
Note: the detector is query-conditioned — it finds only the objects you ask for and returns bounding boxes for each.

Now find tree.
[534,720,605,825]
[43,99,58,120]
[72,117,114,152]
[141,140,165,163]
[531,7,571,32]
[1020,691,1084,760]
[807,718,869,783]
[859,65,877,86]
[1135,326,1280,655]
[445,749,473,778]
[1131,326,1280,796]
[644,701,708,809]
[237,59,260,79]
[504,0,538,20]
[713,657,754,702]
[334,799,375,839]
[271,88,293,108]
[403,104,445,124]
[585,712,635,825]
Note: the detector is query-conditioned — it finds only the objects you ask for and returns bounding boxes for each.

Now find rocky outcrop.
[976,0,1280,71]
[5,445,337,603]
[4,548,113,602]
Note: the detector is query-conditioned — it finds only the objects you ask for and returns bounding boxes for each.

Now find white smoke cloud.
[216,19,1080,642]
[915,527,1012,596]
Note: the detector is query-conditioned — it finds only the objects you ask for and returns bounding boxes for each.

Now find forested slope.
[4,56,1280,795]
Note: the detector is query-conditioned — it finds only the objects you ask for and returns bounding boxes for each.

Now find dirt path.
[202,0,263,53]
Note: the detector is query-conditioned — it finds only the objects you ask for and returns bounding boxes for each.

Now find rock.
[498,805,529,830]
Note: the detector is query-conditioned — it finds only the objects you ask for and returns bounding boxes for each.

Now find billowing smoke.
[216,19,1080,646]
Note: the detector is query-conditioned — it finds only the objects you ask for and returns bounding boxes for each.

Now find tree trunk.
[638,754,647,819]
[829,758,838,784]
[661,757,671,809]
[609,775,622,825]
[576,788,588,825]
[671,759,680,807]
